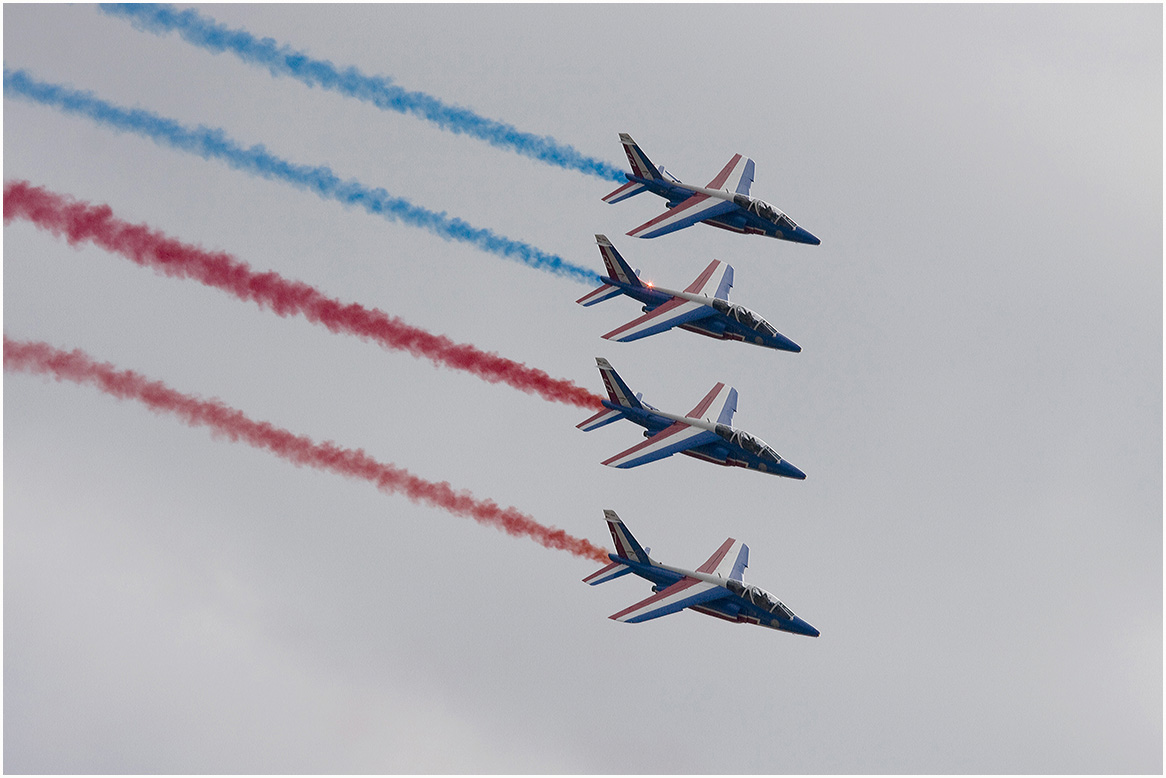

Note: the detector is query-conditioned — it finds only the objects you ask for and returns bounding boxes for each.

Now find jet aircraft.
[603,133,821,244]
[576,235,801,352]
[578,357,806,479]
[584,510,819,636]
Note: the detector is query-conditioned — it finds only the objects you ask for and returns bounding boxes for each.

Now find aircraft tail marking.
[593,357,642,410]
[576,235,644,307]
[602,509,651,564]
[617,132,664,181]
[594,235,642,288]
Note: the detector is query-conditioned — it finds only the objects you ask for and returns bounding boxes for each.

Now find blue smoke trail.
[98,3,627,183]
[4,67,598,285]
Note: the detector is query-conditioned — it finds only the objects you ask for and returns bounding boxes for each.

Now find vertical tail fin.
[617,133,664,181]
[595,235,643,288]
[602,509,651,563]
[582,510,650,585]
[575,235,643,307]
[602,133,664,203]
[594,357,642,410]
[577,358,643,431]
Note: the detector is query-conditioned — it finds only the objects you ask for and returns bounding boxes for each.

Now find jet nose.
[771,333,801,353]
[773,459,807,480]
[793,226,821,245]
[788,616,820,637]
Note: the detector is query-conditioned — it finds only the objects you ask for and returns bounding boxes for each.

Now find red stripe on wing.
[686,382,726,419]
[696,538,737,574]
[629,192,710,234]
[601,297,687,340]
[706,154,743,190]
[601,421,689,466]
[609,577,701,621]
[682,260,721,294]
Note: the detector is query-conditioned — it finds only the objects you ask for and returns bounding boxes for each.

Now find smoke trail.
[3,67,599,285]
[4,181,603,410]
[98,3,627,183]
[5,336,611,563]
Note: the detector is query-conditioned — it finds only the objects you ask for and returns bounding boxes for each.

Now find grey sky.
[4,4,1161,773]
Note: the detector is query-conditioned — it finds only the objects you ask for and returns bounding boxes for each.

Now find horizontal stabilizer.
[576,282,622,307]
[603,181,650,204]
[583,561,634,586]
[577,407,625,432]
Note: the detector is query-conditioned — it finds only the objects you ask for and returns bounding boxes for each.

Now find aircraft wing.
[685,382,738,427]
[683,259,734,299]
[705,153,755,196]
[626,193,738,239]
[610,576,728,623]
[695,537,750,582]
[601,296,714,342]
[601,421,720,469]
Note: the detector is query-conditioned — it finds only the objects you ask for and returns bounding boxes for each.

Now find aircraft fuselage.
[601,400,806,479]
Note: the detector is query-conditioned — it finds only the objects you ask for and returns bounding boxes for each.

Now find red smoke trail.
[5,336,611,563]
[4,180,603,410]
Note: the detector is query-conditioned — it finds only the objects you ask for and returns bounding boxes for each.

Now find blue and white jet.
[584,510,819,637]
[578,357,806,479]
[576,234,801,352]
[603,133,821,244]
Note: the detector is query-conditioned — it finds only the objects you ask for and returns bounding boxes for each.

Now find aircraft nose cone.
[794,226,821,245]
[788,616,820,637]
[772,333,802,353]
[773,459,807,480]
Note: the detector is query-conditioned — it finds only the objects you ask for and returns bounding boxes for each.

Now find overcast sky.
[4,4,1161,773]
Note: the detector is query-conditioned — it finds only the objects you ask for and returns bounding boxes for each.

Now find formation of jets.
[580,134,819,638]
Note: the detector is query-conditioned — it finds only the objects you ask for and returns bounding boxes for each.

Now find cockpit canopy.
[711,299,778,336]
[733,194,798,230]
[726,579,794,619]
[715,424,780,461]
